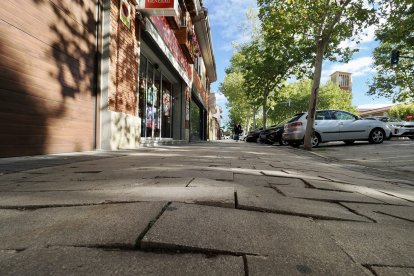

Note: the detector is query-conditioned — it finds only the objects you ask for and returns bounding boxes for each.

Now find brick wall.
[109,0,138,116]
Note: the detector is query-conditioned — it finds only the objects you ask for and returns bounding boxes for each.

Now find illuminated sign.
[139,0,179,16]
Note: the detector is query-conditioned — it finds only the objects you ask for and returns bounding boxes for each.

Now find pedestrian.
[233,123,242,141]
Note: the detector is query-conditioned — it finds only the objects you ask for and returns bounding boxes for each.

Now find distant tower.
[330,71,352,93]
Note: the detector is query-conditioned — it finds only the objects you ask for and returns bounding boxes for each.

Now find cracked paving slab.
[261,170,326,181]
[237,187,370,222]
[378,189,414,203]
[0,247,244,276]
[341,203,414,224]
[0,202,166,249]
[233,174,305,188]
[141,203,365,268]
[246,255,369,276]
[0,187,235,208]
[276,186,384,204]
[318,221,414,267]
[371,266,414,276]
[305,180,414,206]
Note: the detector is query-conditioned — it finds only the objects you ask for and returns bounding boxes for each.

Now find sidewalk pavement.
[0,141,413,275]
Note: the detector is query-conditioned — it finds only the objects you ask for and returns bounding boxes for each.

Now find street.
[0,141,413,275]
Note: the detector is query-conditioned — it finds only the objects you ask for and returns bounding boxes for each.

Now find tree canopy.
[368,0,414,102]
[258,0,376,149]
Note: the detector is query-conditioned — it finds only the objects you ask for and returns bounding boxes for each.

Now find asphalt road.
[308,139,414,182]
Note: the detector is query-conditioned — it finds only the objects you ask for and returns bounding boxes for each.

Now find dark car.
[245,127,263,142]
[259,119,290,145]
[258,124,278,144]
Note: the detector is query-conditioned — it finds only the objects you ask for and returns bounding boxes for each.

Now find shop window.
[139,54,175,139]
[162,75,173,138]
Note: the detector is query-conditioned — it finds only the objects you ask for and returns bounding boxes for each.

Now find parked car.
[258,124,278,144]
[365,116,414,139]
[283,110,391,148]
[245,127,263,142]
[259,120,289,145]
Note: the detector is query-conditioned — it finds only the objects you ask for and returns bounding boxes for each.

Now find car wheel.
[369,128,385,144]
[289,141,301,148]
[343,140,355,145]
[279,138,289,146]
[310,133,320,148]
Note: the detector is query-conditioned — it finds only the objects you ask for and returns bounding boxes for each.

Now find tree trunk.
[262,88,269,129]
[304,40,325,150]
[252,108,257,129]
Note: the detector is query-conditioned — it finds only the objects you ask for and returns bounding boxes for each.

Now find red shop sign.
[139,0,179,16]
[145,0,174,9]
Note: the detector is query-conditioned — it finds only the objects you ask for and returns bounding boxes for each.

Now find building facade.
[0,0,216,157]
[330,71,352,93]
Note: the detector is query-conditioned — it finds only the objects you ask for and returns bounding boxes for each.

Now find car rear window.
[287,113,305,123]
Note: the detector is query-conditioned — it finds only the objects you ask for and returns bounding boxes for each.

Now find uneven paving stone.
[0,177,161,192]
[142,203,364,265]
[158,169,234,181]
[0,187,235,208]
[246,255,369,276]
[261,170,326,181]
[237,187,370,222]
[319,221,414,266]
[0,202,166,249]
[0,247,245,276]
[371,266,414,276]
[378,189,414,202]
[341,203,414,224]
[188,178,236,188]
[276,186,383,204]
[233,173,306,188]
[305,179,414,206]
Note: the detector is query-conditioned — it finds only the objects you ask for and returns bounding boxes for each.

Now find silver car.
[283,110,391,147]
[365,116,414,139]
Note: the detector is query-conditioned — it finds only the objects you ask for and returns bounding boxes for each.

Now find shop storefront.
[190,95,207,141]
[139,54,174,140]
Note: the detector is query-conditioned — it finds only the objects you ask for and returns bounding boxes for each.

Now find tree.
[268,80,356,123]
[220,71,254,131]
[258,0,376,149]
[368,0,414,102]
[387,103,414,120]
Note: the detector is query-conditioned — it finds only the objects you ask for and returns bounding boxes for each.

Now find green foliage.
[219,70,255,130]
[368,0,414,102]
[268,80,356,123]
[387,103,414,120]
[258,0,377,77]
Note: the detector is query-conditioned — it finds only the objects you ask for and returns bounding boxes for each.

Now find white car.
[365,116,414,139]
[283,110,391,147]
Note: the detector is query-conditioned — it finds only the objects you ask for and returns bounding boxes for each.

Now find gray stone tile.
[276,186,383,203]
[237,187,370,222]
[305,180,413,206]
[188,178,236,188]
[371,266,414,276]
[0,247,244,276]
[342,203,414,224]
[142,203,363,263]
[378,188,414,202]
[0,187,235,208]
[246,255,369,276]
[261,170,326,181]
[0,202,166,249]
[233,174,305,188]
[319,221,414,266]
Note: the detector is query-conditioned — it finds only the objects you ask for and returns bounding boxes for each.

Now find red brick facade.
[109,0,138,116]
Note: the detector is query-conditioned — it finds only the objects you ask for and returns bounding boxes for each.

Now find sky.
[202,0,394,125]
